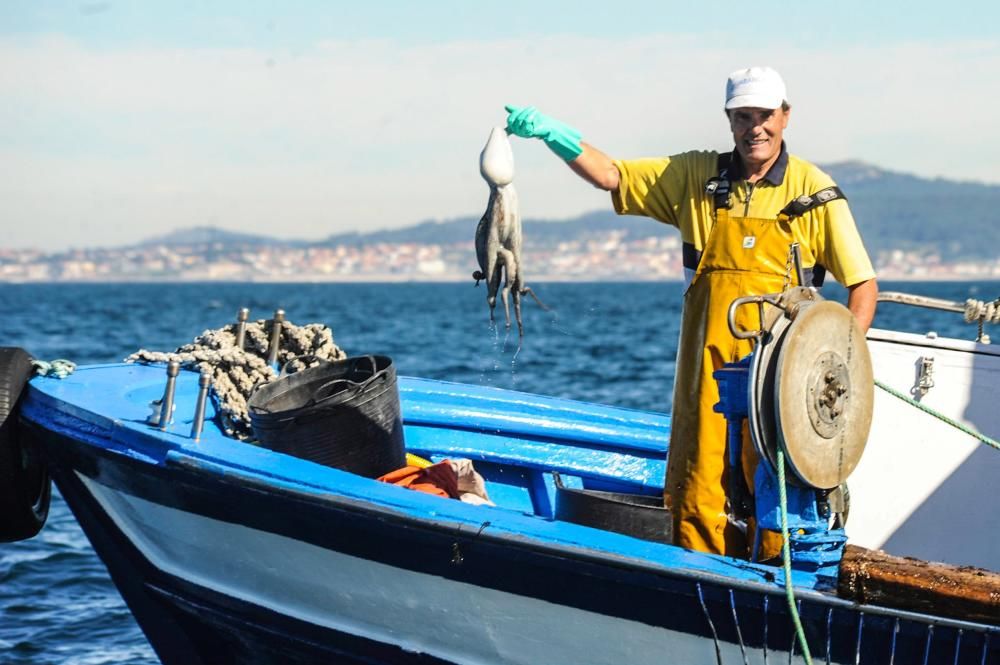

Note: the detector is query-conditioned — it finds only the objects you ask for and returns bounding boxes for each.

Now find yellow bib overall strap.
[777,186,846,223]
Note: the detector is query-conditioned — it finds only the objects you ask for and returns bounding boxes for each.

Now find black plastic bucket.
[247,355,406,478]
[554,474,672,544]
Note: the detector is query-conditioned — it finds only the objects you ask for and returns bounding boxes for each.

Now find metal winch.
[714,286,874,579]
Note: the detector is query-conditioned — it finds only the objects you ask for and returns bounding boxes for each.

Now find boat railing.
[877,291,999,343]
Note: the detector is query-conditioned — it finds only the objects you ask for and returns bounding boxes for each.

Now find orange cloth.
[378,461,460,499]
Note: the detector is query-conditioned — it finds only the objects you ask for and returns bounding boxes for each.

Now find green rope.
[777,447,813,664]
[32,359,76,379]
[874,379,1000,451]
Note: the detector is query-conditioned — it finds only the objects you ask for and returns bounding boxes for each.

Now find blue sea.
[0,280,995,664]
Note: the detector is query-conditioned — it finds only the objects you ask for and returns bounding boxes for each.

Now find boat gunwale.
[868,327,1000,358]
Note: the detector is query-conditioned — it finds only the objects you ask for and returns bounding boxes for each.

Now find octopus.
[472,127,545,337]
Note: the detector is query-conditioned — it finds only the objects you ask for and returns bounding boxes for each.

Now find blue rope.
[728,588,750,665]
[696,581,724,665]
[855,612,865,665]
[826,608,834,665]
[763,594,770,665]
[890,618,900,665]
[31,358,76,379]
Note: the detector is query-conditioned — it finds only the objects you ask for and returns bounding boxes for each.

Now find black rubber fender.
[0,347,51,541]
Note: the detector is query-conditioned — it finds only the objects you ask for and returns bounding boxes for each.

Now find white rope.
[126,319,346,438]
[963,298,1000,324]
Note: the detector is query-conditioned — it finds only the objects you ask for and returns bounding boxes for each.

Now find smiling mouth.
[746,137,768,147]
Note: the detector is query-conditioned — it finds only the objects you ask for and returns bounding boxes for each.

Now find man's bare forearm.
[568,143,620,191]
[847,278,878,332]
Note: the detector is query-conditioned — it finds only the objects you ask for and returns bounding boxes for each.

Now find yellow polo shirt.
[612,149,876,287]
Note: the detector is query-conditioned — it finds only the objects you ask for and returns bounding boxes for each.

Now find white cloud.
[1,34,997,249]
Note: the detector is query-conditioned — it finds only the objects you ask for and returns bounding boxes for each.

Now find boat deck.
[22,363,788,590]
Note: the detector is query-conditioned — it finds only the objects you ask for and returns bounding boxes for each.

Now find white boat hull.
[79,472,736,665]
[848,328,1000,568]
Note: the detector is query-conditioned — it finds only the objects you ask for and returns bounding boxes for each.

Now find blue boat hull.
[19,365,1000,664]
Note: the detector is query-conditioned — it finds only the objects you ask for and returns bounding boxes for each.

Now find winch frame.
[714,287,873,581]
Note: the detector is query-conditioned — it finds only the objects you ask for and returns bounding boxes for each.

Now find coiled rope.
[32,359,77,379]
[963,298,1000,325]
[126,319,346,438]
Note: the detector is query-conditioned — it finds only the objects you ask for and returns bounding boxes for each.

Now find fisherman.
[506,66,878,559]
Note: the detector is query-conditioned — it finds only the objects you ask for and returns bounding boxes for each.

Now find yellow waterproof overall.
[666,204,799,558]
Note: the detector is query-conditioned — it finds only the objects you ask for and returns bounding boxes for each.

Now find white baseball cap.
[725,66,787,110]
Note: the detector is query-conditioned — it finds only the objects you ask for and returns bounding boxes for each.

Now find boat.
[2,288,998,664]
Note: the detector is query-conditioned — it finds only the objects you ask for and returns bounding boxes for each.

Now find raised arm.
[505,105,620,191]
[569,143,620,191]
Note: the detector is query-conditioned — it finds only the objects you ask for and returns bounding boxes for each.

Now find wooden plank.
[838,544,1000,625]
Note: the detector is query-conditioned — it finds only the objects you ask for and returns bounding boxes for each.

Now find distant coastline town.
[6,162,1000,283]
[2,231,998,283]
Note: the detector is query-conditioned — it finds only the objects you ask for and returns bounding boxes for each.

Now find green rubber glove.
[504,104,583,161]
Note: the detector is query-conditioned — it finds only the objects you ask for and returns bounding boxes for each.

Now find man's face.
[728,106,790,171]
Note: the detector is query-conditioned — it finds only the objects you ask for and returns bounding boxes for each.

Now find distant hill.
[316,209,666,248]
[821,162,999,260]
[137,226,304,248]
[139,163,1000,261]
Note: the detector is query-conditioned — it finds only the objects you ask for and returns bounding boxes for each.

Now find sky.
[2,1,999,250]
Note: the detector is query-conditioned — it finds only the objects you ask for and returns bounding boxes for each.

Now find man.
[506,66,878,558]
